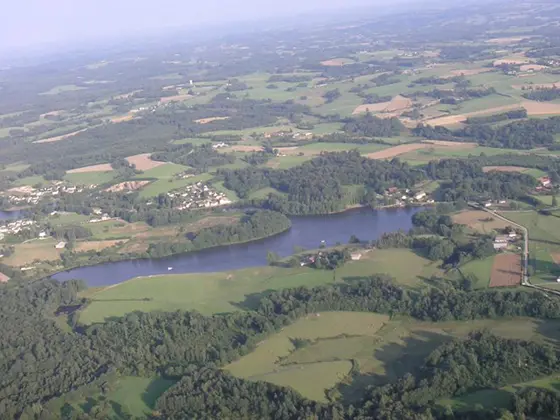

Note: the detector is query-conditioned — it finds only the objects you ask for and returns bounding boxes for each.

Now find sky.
[1,0,412,52]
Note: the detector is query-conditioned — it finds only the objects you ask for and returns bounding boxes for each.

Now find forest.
[6,273,560,418]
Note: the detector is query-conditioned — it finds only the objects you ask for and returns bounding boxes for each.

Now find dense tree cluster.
[465,109,527,124]
[415,116,560,149]
[522,87,560,102]
[343,114,404,137]
[152,143,236,169]
[222,151,424,214]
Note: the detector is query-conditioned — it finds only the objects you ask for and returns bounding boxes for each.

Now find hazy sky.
[1,0,404,51]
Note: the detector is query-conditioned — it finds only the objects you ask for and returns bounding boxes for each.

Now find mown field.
[78,249,443,324]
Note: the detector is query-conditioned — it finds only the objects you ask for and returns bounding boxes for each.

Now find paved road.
[469,203,560,297]
[469,203,529,285]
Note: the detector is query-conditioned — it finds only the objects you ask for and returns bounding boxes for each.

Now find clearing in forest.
[482,166,530,173]
[67,163,114,173]
[194,116,230,124]
[489,254,521,288]
[159,94,191,103]
[320,58,354,66]
[125,153,167,170]
[34,128,88,144]
[225,312,389,401]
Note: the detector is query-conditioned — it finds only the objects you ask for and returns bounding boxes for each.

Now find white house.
[414,191,427,201]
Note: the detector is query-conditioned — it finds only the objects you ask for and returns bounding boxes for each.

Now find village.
[3,182,95,207]
[0,219,38,240]
[383,186,434,207]
[164,182,232,210]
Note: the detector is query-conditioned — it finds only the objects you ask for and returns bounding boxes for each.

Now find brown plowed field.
[365,144,429,159]
[195,116,230,124]
[75,240,126,252]
[522,101,560,116]
[125,153,167,170]
[352,95,412,115]
[490,254,521,288]
[452,210,509,233]
[67,163,114,173]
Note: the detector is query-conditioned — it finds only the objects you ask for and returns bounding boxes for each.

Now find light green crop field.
[138,173,213,198]
[399,145,528,165]
[265,155,314,169]
[41,375,176,419]
[458,255,495,288]
[64,171,117,186]
[452,95,521,114]
[39,84,87,95]
[79,266,337,324]
[441,374,560,412]
[228,314,560,403]
[12,175,49,187]
[171,137,212,145]
[248,186,283,200]
[79,248,444,324]
[0,163,30,173]
[226,311,389,401]
[47,212,91,226]
[135,162,189,179]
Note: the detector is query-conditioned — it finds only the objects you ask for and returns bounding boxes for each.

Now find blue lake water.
[52,207,422,286]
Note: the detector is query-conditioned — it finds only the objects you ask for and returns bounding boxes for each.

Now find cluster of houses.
[385,187,434,206]
[493,230,519,250]
[263,131,313,140]
[4,182,95,207]
[89,208,113,223]
[535,176,552,192]
[0,219,38,239]
[165,182,232,210]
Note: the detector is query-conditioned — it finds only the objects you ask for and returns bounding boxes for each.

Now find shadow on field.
[535,319,560,348]
[530,258,560,282]
[231,289,278,311]
[337,330,451,404]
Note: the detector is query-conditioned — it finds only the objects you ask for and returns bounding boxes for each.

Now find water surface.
[53,207,421,286]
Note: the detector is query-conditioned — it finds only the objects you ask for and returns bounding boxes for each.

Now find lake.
[52,207,422,286]
[0,210,26,220]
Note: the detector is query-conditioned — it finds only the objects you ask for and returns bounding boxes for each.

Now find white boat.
[168,267,173,271]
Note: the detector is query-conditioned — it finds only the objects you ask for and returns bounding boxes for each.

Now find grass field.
[228,313,560,403]
[441,375,560,412]
[138,172,212,198]
[12,175,49,187]
[39,84,87,95]
[42,375,176,419]
[3,238,62,267]
[64,171,117,185]
[78,249,442,324]
[226,312,389,401]
[500,211,560,285]
[459,255,496,288]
